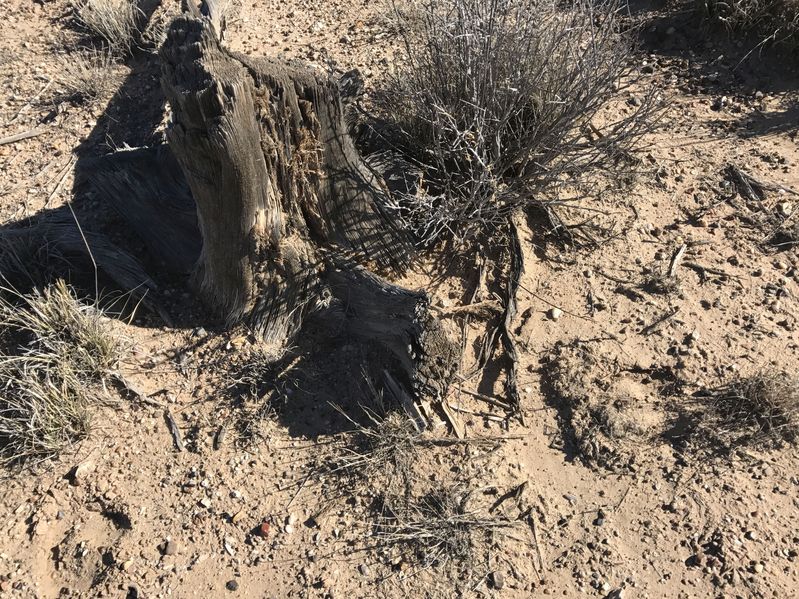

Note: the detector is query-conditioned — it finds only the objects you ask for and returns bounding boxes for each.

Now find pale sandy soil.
[0,1,797,598]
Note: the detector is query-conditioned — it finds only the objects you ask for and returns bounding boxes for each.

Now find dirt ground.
[1,0,798,598]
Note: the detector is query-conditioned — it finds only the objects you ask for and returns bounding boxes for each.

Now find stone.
[69,460,95,486]
[549,307,563,321]
[490,570,505,590]
[226,579,239,591]
[163,540,178,556]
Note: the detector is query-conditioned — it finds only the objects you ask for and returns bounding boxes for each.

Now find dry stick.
[528,513,545,582]
[453,383,513,410]
[641,306,680,336]
[668,243,687,278]
[164,409,185,451]
[0,129,45,146]
[683,261,739,280]
[44,155,75,208]
[7,79,52,125]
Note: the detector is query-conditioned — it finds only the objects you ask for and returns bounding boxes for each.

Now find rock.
[549,307,563,321]
[358,563,370,576]
[162,540,178,556]
[69,460,95,486]
[490,570,505,590]
[665,26,676,35]
[226,579,239,591]
[287,513,298,526]
[284,524,295,534]
[745,530,758,541]
[199,498,212,509]
[753,562,764,573]
[258,521,271,537]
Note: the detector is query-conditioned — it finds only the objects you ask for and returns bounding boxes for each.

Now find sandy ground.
[0,0,798,598]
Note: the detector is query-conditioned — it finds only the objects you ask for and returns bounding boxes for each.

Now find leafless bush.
[373,0,660,245]
[0,281,125,464]
[55,49,118,103]
[697,0,799,48]
[330,409,425,498]
[375,485,517,569]
[701,371,799,448]
[74,0,141,55]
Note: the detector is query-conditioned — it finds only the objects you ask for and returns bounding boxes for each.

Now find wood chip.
[164,409,184,452]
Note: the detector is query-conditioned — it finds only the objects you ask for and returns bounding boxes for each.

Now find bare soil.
[1,1,798,598]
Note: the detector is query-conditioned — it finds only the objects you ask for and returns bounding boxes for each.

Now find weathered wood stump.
[159,16,457,406]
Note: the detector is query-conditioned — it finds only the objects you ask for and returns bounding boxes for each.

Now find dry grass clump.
[73,0,141,55]
[55,49,118,103]
[0,281,124,464]
[375,485,516,569]
[373,0,659,245]
[702,371,799,448]
[697,0,799,48]
[333,409,424,498]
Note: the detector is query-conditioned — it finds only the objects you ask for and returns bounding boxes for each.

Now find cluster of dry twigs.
[697,0,799,50]
[701,371,799,448]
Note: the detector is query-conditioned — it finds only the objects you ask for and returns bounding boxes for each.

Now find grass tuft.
[375,485,516,569]
[697,0,799,49]
[55,48,118,103]
[73,0,141,55]
[0,281,125,465]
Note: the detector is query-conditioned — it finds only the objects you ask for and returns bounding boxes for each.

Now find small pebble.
[549,307,563,321]
[226,580,239,591]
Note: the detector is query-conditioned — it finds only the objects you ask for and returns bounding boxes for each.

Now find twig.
[44,155,75,208]
[683,261,739,280]
[528,513,545,581]
[640,306,679,336]
[614,483,632,513]
[0,129,45,146]
[454,384,513,410]
[164,409,185,451]
[286,470,313,509]
[7,79,52,125]
[668,243,687,278]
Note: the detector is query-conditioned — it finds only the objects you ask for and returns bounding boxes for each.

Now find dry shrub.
[0,281,124,464]
[332,409,423,499]
[374,0,660,245]
[319,404,517,574]
[697,0,799,48]
[74,0,141,55]
[55,49,118,103]
[375,485,516,569]
[700,371,799,448]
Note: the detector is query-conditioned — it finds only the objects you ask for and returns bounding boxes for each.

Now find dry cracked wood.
[159,16,456,405]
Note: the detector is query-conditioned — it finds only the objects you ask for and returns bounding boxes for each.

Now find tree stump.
[159,16,457,407]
